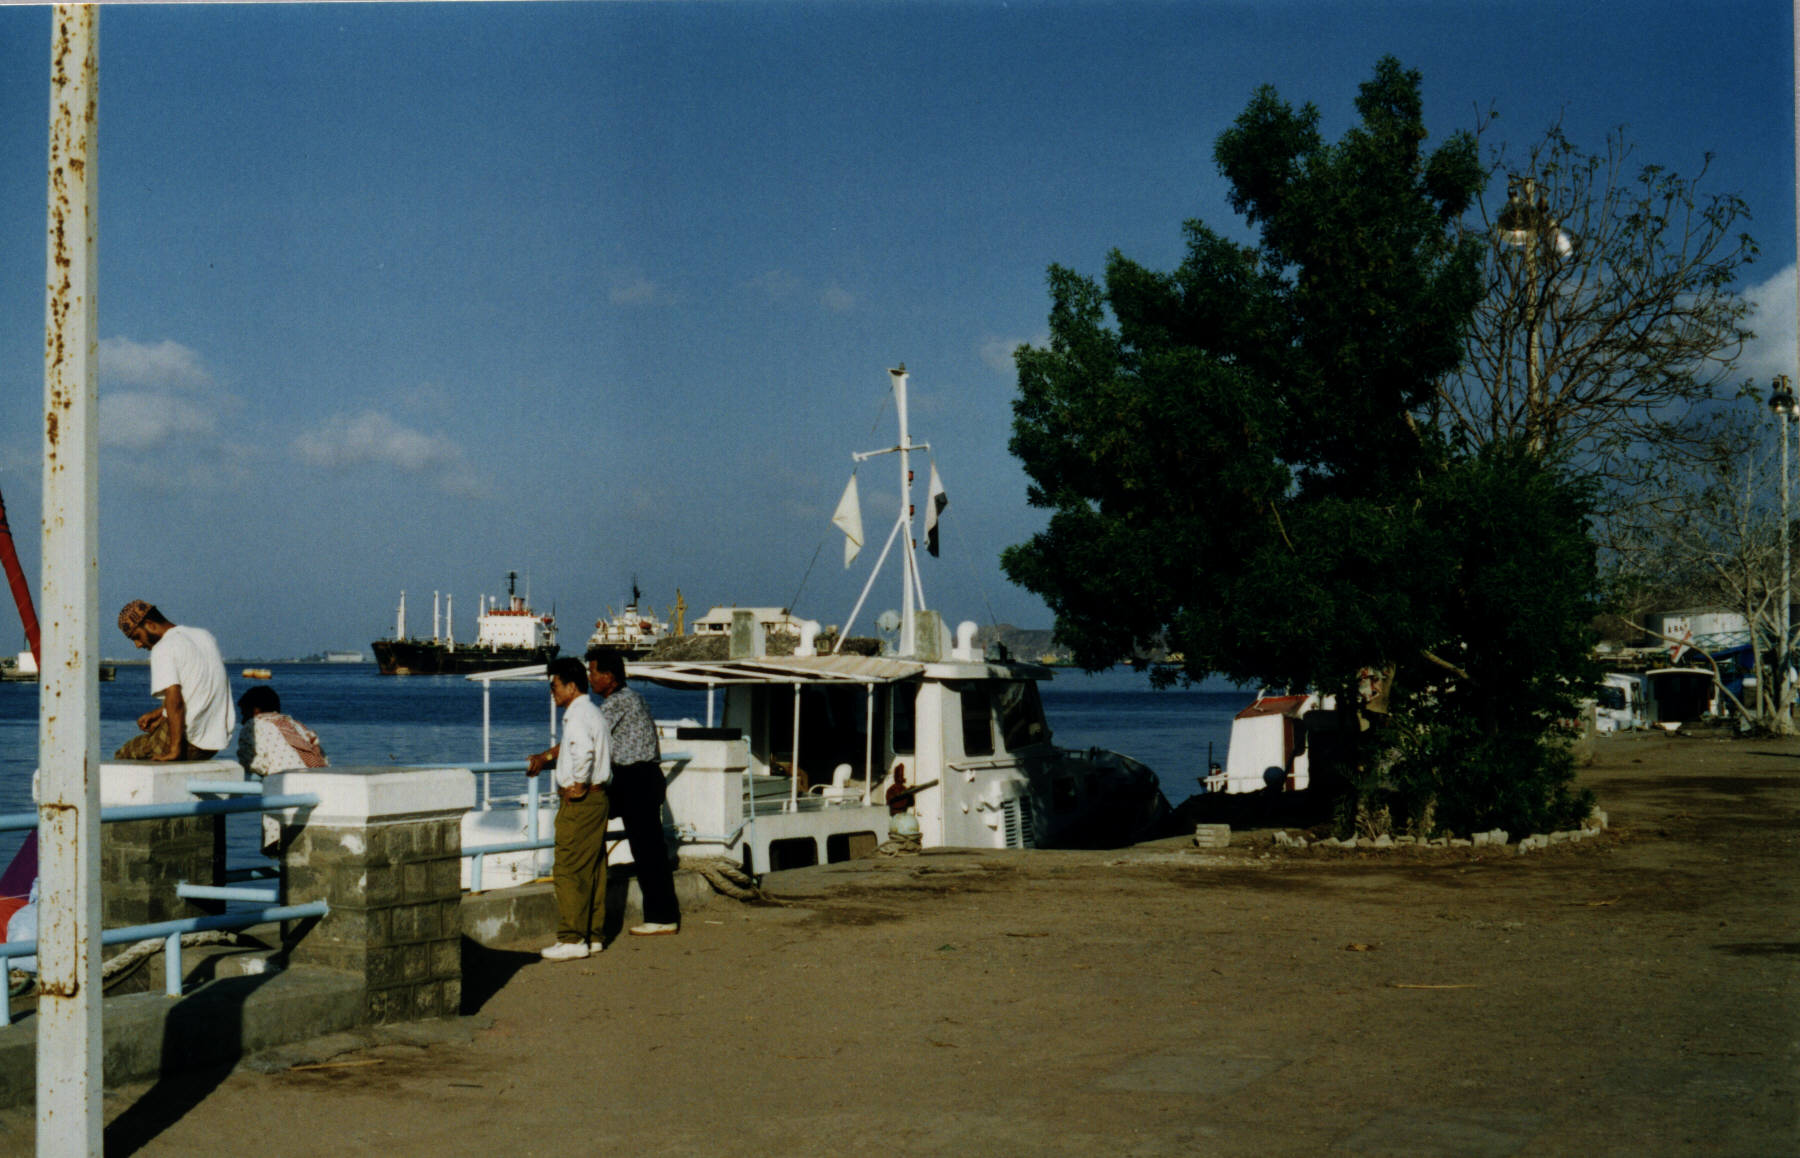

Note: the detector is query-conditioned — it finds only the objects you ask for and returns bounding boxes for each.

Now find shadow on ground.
[460,939,538,1015]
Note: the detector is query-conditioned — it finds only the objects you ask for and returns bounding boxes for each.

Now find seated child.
[235,685,328,854]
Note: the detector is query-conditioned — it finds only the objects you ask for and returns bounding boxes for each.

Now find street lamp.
[1770,374,1797,727]
[1496,176,1575,453]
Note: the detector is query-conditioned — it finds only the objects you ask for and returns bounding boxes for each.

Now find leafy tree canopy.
[1005,58,1599,835]
[1006,56,1486,691]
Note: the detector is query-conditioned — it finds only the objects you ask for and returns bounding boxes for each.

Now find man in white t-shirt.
[115,600,236,762]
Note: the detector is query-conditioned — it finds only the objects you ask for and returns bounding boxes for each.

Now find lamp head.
[1772,375,1798,418]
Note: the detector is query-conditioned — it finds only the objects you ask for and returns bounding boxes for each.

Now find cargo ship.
[372,572,558,675]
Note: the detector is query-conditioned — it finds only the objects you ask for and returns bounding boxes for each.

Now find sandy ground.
[1,728,1795,1157]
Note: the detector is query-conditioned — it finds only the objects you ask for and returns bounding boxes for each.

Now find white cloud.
[95,336,237,452]
[100,337,210,390]
[293,410,481,496]
[99,391,217,449]
[820,284,855,313]
[1740,263,1797,385]
[979,334,1044,375]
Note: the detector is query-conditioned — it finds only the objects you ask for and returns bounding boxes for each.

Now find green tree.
[1005,58,1597,835]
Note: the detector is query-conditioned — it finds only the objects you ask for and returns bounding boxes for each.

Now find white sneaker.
[540,941,590,961]
[629,922,679,937]
[587,940,605,953]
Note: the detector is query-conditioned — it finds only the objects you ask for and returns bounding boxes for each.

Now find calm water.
[0,662,1243,869]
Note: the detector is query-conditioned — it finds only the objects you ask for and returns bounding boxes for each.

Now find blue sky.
[0,1,1791,659]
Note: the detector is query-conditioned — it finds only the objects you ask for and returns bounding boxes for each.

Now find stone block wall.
[99,815,223,928]
[282,813,465,1024]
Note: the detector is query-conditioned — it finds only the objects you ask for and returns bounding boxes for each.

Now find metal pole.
[38,7,101,1153]
[1783,396,1793,728]
[893,367,914,653]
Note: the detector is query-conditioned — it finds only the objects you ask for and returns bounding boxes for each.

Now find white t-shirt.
[148,625,236,751]
[556,694,611,791]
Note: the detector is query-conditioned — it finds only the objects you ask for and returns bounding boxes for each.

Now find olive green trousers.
[553,787,611,944]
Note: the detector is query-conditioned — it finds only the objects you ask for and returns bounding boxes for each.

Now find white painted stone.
[1449,838,1471,848]
[267,764,476,826]
[1373,834,1394,848]
[98,759,244,806]
[1472,831,1490,847]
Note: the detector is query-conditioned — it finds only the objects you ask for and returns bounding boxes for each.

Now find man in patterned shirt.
[587,647,680,935]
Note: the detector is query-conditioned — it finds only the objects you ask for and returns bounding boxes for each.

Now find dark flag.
[924,463,948,557]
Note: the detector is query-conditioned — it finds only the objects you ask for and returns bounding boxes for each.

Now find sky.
[0,0,1792,659]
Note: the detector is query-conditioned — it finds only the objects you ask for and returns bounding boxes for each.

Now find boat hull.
[372,639,559,676]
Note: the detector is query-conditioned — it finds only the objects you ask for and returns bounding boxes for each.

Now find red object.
[0,488,39,667]
[1233,694,1308,721]
[886,764,912,814]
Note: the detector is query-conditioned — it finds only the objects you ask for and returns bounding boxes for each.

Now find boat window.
[994,680,1051,750]
[768,684,875,785]
[960,686,995,756]
[1597,686,1626,711]
[889,681,918,755]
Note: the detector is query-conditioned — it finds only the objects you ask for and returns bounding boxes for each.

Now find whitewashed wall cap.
[265,764,476,826]
[98,760,244,807]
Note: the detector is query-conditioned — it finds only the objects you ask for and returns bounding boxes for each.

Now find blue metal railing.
[0,902,329,1021]
[0,787,325,1023]
[0,793,322,833]
[460,753,691,894]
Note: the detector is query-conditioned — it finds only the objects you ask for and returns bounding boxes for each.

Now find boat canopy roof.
[462,654,1052,688]
[630,654,925,688]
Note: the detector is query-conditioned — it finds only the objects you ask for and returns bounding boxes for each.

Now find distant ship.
[372,571,558,676]
[322,650,365,664]
[585,582,674,660]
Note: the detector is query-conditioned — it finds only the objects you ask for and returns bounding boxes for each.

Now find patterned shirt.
[600,684,660,765]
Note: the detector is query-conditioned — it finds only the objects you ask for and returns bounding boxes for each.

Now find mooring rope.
[679,856,786,904]
[8,929,243,997]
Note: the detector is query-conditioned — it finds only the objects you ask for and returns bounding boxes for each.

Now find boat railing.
[0,783,329,1024]
[460,752,692,894]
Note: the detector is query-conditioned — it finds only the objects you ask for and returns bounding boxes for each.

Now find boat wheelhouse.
[629,611,1164,871]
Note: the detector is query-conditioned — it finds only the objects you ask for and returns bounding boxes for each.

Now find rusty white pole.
[38,6,102,1154]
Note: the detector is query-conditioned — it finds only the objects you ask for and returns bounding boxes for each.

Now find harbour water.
[0,662,1244,871]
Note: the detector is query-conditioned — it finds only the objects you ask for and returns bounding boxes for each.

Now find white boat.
[464,366,1170,877]
[586,582,671,659]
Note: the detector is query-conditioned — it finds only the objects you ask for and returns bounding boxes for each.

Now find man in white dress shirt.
[527,655,612,961]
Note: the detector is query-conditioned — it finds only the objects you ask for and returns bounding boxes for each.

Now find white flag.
[833,474,864,567]
[924,463,948,557]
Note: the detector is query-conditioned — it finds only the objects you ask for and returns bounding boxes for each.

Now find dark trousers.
[612,760,680,925]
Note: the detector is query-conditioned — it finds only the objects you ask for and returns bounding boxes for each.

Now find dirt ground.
[3,729,1796,1156]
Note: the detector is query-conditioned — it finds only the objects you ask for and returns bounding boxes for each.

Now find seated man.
[114,600,236,762]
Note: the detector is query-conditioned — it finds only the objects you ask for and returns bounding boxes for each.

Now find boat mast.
[839,365,932,654]
[396,590,406,641]
[895,366,915,653]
